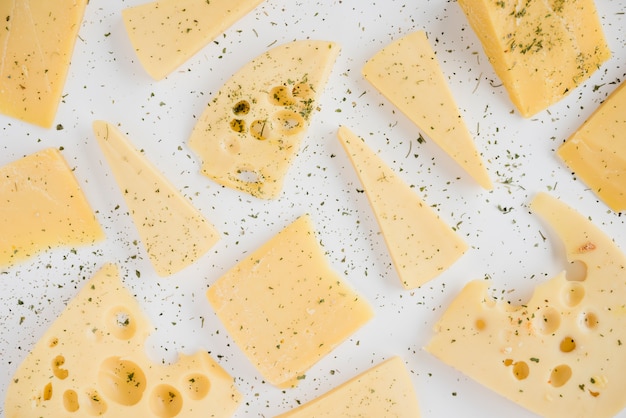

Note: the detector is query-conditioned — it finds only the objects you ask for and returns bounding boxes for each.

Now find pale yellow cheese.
[458,0,610,117]
[207,215,374,388]
[557,80,626,212]
[189,40,340,199]
[5,263,241,417]
[0,148,103,268]
[92,120,219,276]
[362,30,492,189]
[337,126,467,289]
[427,193,626,418]
[275,357,421,417]
[0,0,88,127]
[122,0,264,80]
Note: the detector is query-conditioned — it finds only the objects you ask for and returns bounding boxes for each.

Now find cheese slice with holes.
[93,120,219,276]
[188,40,340,199]
[275,357,420,417]
[122,0,264,80]
[362,30,492,189]
[557,80,626,212]
[5,263,241,417]
[337,126,467,289]
[0,148,103,268]
[427,193,626,418]
[0,0,88,127]
[458,0,610,117]
[207,215,374,388]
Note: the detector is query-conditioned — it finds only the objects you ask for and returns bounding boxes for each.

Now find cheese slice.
[207,215,374,388]
[188,40,340,199]
[0,148,103,268]
[5,263,242,417]
[427,193,626,418]
[122,0,264,80]
[362,30,492,189]
[557,80,626,212]
[458,0,610,117]
[337,126,467,289]
[0,0,88,127]
[92,120,219,276]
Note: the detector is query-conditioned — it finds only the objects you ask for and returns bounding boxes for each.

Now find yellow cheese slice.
[0,0,88,127]
[557,81,626,212]
[362,30,492,190]
[188,40,340,199]
[5,263,241,417]
[0,148,103,268]
[92,120,219,276]
[207,215,374,388]
[337,126,467,289]
[275,357,421,417]
[458,0,610,117]
[122,0,264,80]
[427,193,626,418]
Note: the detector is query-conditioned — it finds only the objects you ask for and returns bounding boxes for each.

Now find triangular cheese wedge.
[5,263,241,417]
[189,40,340,199]
[207,215,374,388]
[93,120,219,276]
[362,30,492,189]
[427,193,626,418]
[122,0,264,80]
[337,126,467,289]
[276,357,421,417]
[0,0,88,127]
[0,148,103,268]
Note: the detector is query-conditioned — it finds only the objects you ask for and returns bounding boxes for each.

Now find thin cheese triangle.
[427,193,626,418]
[93,120,219,276]
[5,264,241,417]
[337,126,467,289]
[362,30,492,189]
[122,0,264,80]
[189,40,340,199]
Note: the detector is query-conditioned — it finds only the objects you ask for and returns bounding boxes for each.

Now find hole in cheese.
[549,364,572,387]
[562,282,585,307]
[43,382,53,401]
[63,389,79,412]
[106,307,137,340]
[184,373,211,400]
[565,260,588,282]
[237,168,262,184]
[475,318,487,331]
[232,100,251,115]
[229,118,247,133]
[512,361,530,380]
[533,306,561,335]
[292,82,314,99]
[149,384,183,418]
[52,355,69,379]
[269,86,296,106]
[559,336,576,353]
[250,119,272,140]
[49,337,59,348]
[273,110,305,135]
[83,388,108,415]
[579,311,599,330]
[98,357,147,406]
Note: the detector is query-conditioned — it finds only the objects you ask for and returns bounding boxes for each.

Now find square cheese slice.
[207,215,374,388]
[557,80,626,212]
[0,148,103,268]
[427,193,626,418]
[5,263,242,417]
[276,357,421,417]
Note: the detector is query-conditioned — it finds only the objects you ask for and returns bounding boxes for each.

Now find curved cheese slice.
[557,80,626,212]
[207,215,374,388]
[337,126,467,289]
[5,263,241,417]
[427,193,626,418]
[362,30,492,189]
[93,120,219,276]
[122,0,264,80]
[0,148,103,268]
[189,40,340,199]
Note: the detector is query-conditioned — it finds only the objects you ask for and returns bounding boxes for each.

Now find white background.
[1,0,625,417]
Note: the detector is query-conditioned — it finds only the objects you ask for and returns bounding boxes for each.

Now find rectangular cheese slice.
[0,0,88,127]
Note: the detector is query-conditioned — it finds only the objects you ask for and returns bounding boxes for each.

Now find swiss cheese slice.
[276,357,421,417]
[93,120,219,276]
[458,0,610,117]
[337,126,467,289]
[122,0,264,80]
[0,0,88,127]
[188,40,340,199]
[0,148,103,268]
[5,263,241,417]
[557,80,626,212]
[427,193,626,418]
[207,215,374,388]
[362,30,492,189]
